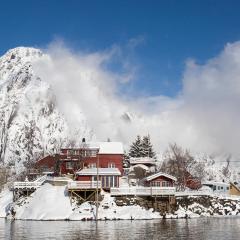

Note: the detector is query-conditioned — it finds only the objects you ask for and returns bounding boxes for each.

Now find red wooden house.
[144,172,177,187]
[59,142,123,175]
[36,141,124,178]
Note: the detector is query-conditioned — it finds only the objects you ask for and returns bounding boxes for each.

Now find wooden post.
[96,151,99,221]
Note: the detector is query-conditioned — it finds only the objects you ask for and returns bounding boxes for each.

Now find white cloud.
[33,40,240,156]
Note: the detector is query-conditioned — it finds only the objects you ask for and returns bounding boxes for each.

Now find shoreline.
[1,214,240,221]
[1,184,240,221]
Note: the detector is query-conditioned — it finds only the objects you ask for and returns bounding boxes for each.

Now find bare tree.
[161,143,195,190]
[0,166,11,190]
[222,154,231,178]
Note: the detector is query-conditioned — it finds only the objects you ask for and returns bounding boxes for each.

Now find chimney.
[82,138,86,143]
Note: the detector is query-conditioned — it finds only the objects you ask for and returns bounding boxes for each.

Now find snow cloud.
[33,40,240,156]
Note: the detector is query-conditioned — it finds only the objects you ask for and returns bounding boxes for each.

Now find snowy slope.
[14,183,72,220]
[0,47,93,172]
[0,188,12,218]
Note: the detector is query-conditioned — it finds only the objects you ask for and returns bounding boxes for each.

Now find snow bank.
[0,188,13,217]
[14,183,72,220]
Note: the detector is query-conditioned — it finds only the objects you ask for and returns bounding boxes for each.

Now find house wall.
[35,155,57,171]
[59,152,123,175]
[229,183,240,196]
[203,183,229,193]
[76,175,91,181]
[146,176,175,187]
[77,175,119,188]
[37,148,124,176]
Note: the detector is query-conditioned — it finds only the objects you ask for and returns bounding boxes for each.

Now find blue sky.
[1,0,240,97]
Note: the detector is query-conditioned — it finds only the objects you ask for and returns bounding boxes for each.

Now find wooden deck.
[13,175,47,190]
[68,181,101,190]
[110,187,176,196]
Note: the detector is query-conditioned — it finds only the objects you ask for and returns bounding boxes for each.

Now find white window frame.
[108,162,115,168]
[66,162,73,169]
[89,163,96,168]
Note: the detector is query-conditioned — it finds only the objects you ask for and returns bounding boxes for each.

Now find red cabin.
[144,172,177,187]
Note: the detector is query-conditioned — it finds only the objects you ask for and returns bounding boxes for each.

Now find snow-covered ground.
[0,187,13,218]
[1,183,240,221]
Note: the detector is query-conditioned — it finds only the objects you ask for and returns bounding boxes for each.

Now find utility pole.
[96,149,100,221]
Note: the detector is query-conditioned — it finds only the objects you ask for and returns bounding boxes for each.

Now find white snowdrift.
[0,188,13,217]
[14,183,72,220]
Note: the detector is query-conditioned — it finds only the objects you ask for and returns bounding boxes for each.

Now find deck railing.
[13,175,47,190]
[175,189,213,197]
[110,187,176,196]
[13,181,42,189]
[129,157,156,165]
[68,181,102,189]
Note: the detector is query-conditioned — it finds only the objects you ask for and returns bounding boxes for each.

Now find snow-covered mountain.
[0,47,93,172]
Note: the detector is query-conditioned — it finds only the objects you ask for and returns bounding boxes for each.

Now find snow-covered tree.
[141,135,156,158]
[128,135,144,158]
[128,135,156,158]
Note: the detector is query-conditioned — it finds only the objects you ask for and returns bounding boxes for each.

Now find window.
[227,187,229,190]
[89,150,97,157]
[151,181,160,187]
[89,163,96,168]
[101,176,117,188]
[74,150,79,155]
[114,176,118,187]
[108,162,115,168]
[218,186,221,190]
[162,181,166,187]
[66,162,73,169]
[164,181,171,187]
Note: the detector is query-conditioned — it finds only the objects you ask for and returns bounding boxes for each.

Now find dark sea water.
[1,217,240,240]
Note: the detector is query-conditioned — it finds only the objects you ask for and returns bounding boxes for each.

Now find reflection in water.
[1,217,240,240]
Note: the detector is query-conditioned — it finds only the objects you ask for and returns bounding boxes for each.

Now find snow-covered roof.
[98,142,123,154]
[131,164,150,171]
[76,168,121,176]
[63,142,124,154]
[145,172,177,182]
[129,157,156,165]
[202,181,229,186]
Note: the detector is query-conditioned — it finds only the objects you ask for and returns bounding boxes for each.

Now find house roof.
[202,181,229,187]
[98,142,124,154]
[230,182,240,192]
[62,142,124,155]
[76,168,121,176]
[129,157,156,165]
[145,172,177,182]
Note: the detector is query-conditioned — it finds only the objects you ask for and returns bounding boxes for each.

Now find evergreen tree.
[141,135,156,158]
[128,135,144,158]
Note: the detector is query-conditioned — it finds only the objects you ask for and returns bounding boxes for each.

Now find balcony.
[68,181,101,190]
[13,181,42,190]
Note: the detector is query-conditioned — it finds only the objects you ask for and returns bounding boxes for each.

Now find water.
[1,217,240,240]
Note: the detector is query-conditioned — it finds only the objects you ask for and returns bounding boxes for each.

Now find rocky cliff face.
[0,47,93,172]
